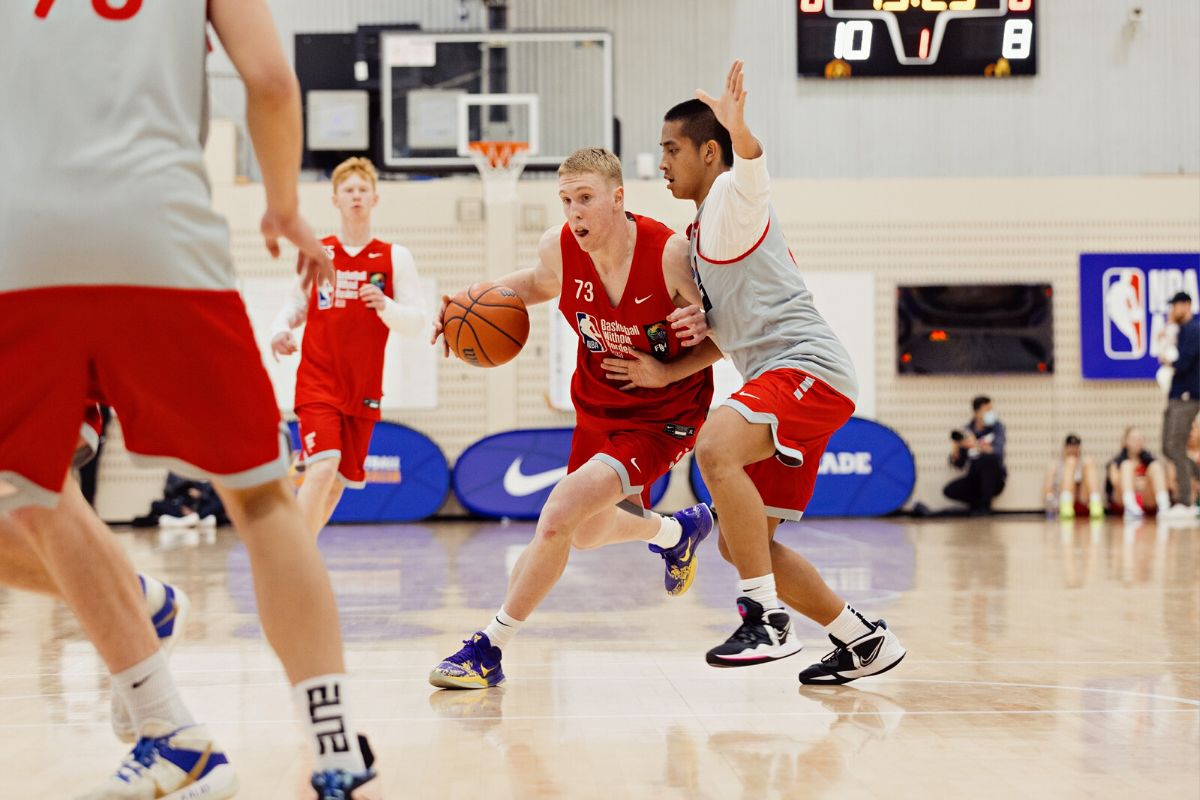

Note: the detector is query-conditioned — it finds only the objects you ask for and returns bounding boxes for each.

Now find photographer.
[944,395,1007,515]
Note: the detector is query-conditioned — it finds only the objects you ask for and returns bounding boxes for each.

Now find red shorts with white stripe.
[722,369,855,520]
[296,403,375,489]
[0,286,291,512]
[569,424,695,517]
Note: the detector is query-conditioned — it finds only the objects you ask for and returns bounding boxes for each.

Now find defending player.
[659,61,906,682]
[428,148,720,689]
[0,2,380,797]
[271,157,428,537]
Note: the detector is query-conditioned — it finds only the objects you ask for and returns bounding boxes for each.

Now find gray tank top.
[0,1,233,292]
[690,203,859,403]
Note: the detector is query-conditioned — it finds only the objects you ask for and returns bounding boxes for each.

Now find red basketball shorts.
[569,423,695,517]
[0,286,290,512]
[722,368,855,520]
[295,403,375,489]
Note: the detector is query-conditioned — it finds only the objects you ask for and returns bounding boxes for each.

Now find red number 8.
[93,0,143,20]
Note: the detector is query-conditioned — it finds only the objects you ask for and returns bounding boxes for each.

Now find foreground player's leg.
[695,407,801,666]
[2,478,236,800]
[216,478,379,795]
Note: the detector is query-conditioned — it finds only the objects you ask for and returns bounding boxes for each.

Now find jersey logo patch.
[576,312,607,353]
[369,272,387,289]
[643,322,670,361]
[634,295,653,305]
[317,279,334,311]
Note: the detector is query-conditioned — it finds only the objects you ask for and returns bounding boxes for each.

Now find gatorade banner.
[1080,253,1199,380]
[288,420,450,522]
[453,428,671,520]
[689,417,915,517]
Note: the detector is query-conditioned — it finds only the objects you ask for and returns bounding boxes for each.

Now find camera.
[950,430,965,443]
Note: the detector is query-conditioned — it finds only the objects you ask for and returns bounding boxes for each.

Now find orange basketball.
[443,282,530,368]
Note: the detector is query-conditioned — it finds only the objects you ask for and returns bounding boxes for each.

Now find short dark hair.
[663,99,733,167]
[1064,433,1081,446]
[972,395,991,411]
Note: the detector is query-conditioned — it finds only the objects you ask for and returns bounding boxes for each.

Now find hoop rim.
[468,140,530,169]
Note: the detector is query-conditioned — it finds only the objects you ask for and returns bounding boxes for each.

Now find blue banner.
[1080,253,1200,380]
[453,428,670,520]
[287,421,450,522]
[689,417,915,517]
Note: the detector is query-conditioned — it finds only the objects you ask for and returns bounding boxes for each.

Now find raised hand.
[695,59,747,134]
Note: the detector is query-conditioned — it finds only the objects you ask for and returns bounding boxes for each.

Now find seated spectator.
[944,395,1007,515]
[1107,427,1170,520]
[1042,434,1104,519]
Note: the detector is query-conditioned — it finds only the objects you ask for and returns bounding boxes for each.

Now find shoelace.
[444,638,482,666]
[114,735,164,781]
[726,618,768,645]
[312,770,351,800]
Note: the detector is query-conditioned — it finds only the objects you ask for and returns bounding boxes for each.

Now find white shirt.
[697,152,772,262]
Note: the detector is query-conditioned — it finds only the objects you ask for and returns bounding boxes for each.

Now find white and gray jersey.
[0,1,233,293]
[689,202,859,403]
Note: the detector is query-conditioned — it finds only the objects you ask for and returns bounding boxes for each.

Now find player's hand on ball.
[429,294,452,357]
[668,304,708,346]
[358,283,387,311]
[270,331,298,361]
[603,351,669,391]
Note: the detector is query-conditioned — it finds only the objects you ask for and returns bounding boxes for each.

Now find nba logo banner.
[1080,253,1200,380]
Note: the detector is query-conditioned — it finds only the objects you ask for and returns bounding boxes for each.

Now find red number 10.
[36,0,143,20]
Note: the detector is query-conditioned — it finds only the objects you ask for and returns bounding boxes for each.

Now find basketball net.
[468,140,529,205]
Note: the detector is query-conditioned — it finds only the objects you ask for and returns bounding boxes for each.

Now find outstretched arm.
[269,279,308,360]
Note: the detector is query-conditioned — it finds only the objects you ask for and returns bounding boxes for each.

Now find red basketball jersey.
[295,236,393,419]
[558,214,713,432]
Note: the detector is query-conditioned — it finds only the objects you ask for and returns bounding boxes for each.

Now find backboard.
[380,30,613,171]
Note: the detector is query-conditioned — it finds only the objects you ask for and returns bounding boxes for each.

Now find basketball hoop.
[468,140,529,204]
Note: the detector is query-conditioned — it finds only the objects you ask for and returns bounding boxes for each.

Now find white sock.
[112,650,194,732]
[644,515,683,549]
[1059,491,1073,504]
[738,574,782,611]
[483,607,523,651]
[825,603,876,645]
[293,674,366,774]
[1089,492,1102,505]
[1155,490,1170,510]
[139,574,167,618]
[1123,490,1139,510]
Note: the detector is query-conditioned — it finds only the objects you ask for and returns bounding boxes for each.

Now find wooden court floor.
[3,516,1197,798]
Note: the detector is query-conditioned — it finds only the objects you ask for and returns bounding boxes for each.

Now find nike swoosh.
[857,637,885,667]
[678,537,693,562]
[131,675,152,690]
[368,252,383,258]
[633,295,653,304]
[738,392,761,400]
[503,458,568,497]
[630,457,639,472]
[481,664,494,677]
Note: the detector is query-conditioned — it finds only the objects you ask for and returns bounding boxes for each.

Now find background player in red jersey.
[271,157,428,538]
[427,148,722,689]
[0,1,381,797]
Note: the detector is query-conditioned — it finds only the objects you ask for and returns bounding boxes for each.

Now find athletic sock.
[1156,490,1171,510]
[738,574,782,611]
[293,674,366,774]
[644,514,683,549]
[482,607,523,651]
[825,603,876,644]
[1123,490,1139,510]
[1089,492,1102,506]
[1059,491,1073,504]
[112,650,194,732]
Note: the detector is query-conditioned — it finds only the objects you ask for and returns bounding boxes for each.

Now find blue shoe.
[650,503,714,596]
[112,578,191,743]
[311,735,382,799]
[76,721,238,800]
[429,631,505,690]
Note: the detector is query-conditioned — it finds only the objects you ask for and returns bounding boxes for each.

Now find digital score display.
[797,0,1037,78]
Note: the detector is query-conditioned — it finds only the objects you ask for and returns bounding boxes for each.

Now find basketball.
[443,282,530,367]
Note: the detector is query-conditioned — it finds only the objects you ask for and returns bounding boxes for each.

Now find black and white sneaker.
[797,619,906,685]
[706,597,803,667]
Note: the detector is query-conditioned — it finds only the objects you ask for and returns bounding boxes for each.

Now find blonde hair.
[331,157,378,191]
[557,147,623,186]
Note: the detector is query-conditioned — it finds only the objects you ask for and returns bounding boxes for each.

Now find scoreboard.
[797,0,1037,78]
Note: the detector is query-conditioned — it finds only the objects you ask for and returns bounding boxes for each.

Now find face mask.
[982,410,997,426]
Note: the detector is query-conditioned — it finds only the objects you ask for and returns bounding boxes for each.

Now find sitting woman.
[1107,427,1171,519]
[1042,434,1104,519]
